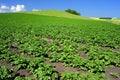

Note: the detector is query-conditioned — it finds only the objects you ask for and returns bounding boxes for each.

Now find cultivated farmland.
[0,11,120,80]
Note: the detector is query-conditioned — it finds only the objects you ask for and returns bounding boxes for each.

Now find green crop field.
[0,11,120,80]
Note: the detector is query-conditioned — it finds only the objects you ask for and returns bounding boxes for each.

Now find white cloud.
[10,6,16,12]
[0,5,9,12]
[32,9,39,11]
[0,5,9,9]
[16,4,25,11]
[10,4,25,12]
[0,4,25,12]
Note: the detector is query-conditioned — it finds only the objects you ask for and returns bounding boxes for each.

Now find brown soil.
[102,46,110,49]
[45,61,88,74]
[105,66,120,80]
[78,51,88,59]
[58,43,62,48]
[114,49,120,52]
[0,60,17,71]
[78,43,86,46]
[101,46,120,53]
[0,60,32,77]
[10,47,35,61]
[44,38,54,43]
[14,69,32,77]
[11,42,18,48]
[47,52,52,55]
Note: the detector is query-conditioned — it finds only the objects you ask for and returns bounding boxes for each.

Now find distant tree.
[99,17,112,19]
[65,9,80,15]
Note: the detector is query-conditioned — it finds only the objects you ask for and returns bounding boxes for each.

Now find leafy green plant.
[61,72,109,80]
[28,57,45,72]
[33,63,59,80]
[0,66,13,80]
[10,56,30,69]
[14,76,32,80]
[61,72,80,80]
[110,72,119,78]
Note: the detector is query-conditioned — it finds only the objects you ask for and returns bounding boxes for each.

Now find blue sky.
[0,0,120,17]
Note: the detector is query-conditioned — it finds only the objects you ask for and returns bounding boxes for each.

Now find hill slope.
[91,17,120,25]
[24,10,88,19]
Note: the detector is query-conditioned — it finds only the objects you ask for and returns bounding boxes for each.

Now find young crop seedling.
[110,72,119,78]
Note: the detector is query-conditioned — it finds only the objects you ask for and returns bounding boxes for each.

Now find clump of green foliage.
[110,72,119,78]
[61,72,109,80]
[0,66,13,80]
[99,17,112,19]
[65,9,80,15]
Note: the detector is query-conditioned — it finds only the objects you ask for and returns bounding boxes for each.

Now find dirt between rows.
[105,66,120,80]
[45,61,88,74]
[10,47,35,61]
[0,60,32,77]
[78,51,88,59]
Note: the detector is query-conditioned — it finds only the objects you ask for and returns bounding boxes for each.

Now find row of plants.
[1,27,119,79]
[0,66,31,80]
[49,44,120,72]
[0,48,30,69]
[0,39,60,80]
[0,48,60,79]
[61,71,109,80]
[28,57,59,80]
[0,65,110,80]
